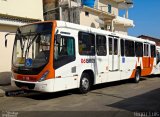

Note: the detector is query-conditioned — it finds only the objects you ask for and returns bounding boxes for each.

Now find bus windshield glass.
[12,22,52,69]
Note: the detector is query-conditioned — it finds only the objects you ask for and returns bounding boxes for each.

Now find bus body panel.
[95,55,108,84]
[120,57,136,80]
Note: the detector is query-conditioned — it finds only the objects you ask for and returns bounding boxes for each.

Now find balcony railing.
[113,16,134,27]
[83,5,116,20]
[111,0,126,3]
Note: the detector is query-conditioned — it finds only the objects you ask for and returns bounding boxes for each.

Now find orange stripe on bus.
[130,57,154,78]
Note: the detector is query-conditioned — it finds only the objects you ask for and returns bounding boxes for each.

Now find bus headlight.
[39,71,49,82]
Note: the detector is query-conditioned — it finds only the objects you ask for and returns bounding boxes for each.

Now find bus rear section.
[11,20,157,93]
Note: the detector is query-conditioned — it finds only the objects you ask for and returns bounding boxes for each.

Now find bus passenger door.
[108,37,120,82]
[95,35,108,84]
[144,44,150,68]
[108,37,119,71]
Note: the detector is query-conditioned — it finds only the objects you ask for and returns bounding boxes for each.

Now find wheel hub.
[82,78,89,90]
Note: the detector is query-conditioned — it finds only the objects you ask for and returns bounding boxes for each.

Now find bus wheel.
[79,73,91,94]
[133,69,140,83]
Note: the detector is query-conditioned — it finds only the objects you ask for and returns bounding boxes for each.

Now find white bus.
[8,20,157,93]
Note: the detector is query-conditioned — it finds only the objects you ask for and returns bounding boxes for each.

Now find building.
[43,0,134,35]
[138,35,160,46]
[0,0,43,79]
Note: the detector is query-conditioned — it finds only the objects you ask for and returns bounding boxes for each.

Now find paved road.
[0,76,160,117]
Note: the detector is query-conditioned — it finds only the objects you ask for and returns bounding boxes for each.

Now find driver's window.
[55,36,75,58]
[54,35,75,69]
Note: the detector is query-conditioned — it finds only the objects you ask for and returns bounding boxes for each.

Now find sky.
[121,0,160,39]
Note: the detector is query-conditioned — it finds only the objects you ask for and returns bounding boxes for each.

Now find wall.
[0,0,43,20]
[138,35,160,46]
[80,10,100,29]
[114,25,128,35]
[98,0,119,16]
[80,0,122,32]
[0,25,16,82]
[43,0,59,20]
[0,0,43,81]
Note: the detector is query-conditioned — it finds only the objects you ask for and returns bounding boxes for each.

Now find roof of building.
[138,35,160,46]
[138,35,160,41]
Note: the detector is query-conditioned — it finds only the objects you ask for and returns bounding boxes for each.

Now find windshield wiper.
[15,28,26,58]
[24,34,39,60]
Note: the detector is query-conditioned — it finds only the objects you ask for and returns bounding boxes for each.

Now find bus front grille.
[15,81,35,90]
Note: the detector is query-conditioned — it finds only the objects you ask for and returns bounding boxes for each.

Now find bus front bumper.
[11,77,54,92]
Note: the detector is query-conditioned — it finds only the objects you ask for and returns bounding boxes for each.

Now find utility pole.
[59,6,63,20]
[68,0,71,22]
[125,9,128,19]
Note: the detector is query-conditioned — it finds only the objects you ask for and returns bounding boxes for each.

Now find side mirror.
[4,32,15,48]
[5,33,10,48]
[5,39,7,47]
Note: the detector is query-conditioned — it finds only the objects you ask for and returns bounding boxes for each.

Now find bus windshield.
[12,22,52,69]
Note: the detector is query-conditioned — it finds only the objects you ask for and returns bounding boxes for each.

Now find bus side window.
[54,36,75,69]
[109,38,112,55]
[144,44,149,56]
[120,39,124,56]
[156,51,160,63]
[125,40,135,57]
[78,32,95,55]
[96,35,107,56]
[151,45,156,58]
[135,42,143,57]
[114,38,118,55]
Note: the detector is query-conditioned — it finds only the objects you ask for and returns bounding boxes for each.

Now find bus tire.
[79,73,91,94]
[133,69,140,83]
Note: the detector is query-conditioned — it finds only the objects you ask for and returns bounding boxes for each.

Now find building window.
[85,11,89,16]
[101,27,104,30]
[96,35,107,56]
[108,4,112,13]
[78,32,95,55]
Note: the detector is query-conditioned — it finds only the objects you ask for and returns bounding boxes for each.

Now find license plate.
[21,86,29,90]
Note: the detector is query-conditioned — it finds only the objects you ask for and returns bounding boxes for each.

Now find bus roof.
[56,20,155,45]
[23,20,155,45]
